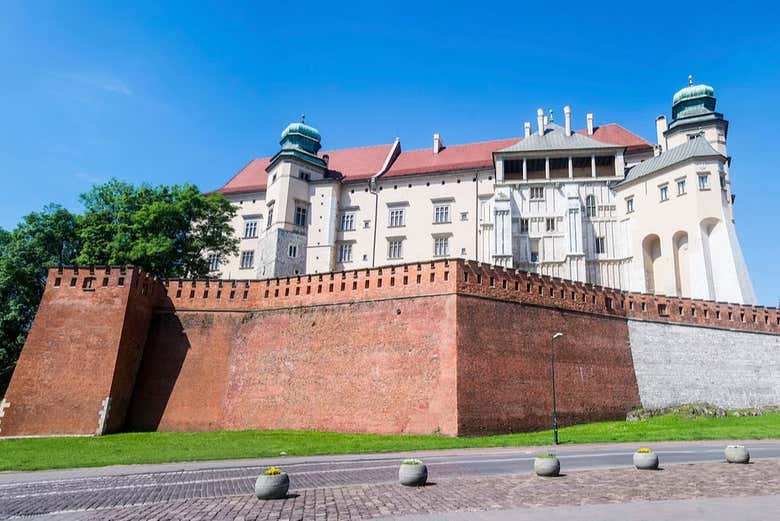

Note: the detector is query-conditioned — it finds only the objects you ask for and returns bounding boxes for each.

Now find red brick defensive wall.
[1,260,778,437]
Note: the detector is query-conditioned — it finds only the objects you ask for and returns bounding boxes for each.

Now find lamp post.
[551,332,563,445]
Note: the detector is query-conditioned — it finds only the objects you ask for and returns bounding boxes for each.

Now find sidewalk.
[374,496,780,521]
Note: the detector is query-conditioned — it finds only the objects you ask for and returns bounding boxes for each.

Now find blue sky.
[1,1,778,305]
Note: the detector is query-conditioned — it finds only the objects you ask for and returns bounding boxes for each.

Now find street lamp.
[550,332,563,445]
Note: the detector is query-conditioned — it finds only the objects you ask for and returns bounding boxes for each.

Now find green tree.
[76,180,238,278]
[0,205,80,395]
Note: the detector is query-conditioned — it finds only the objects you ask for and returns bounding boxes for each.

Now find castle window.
[434,204,450,224]
[520,218,529,234]
[239,251,255,269]
[530,239,540,262]
[340,213,355,231]
[585,195,597,217]
[433,237,449,257]
[626,197,634,213]
[389,208,405,228]
[595,236,606,255]
[460,211,468,221]
[294,205,308,227]
[299,170,311,181]
[363,219,371,229]
[266,204,274,229]
[388,239,404,259]
[677,178,687,195]
[698,173,710,190]
[545,218,556,232]
[337,243,352,263]
[243,220,258,239]
[288,244,298,258]
[207,253,220,272]
[530,186,544,200]
[659,184,669,202]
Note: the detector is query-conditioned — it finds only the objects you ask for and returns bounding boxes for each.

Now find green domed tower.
[662,75,728,156]
[672,75,717,120]
[667,75,725,134]
[269,116,327,169]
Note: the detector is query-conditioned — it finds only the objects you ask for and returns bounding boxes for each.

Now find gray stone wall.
[628,320,780,409]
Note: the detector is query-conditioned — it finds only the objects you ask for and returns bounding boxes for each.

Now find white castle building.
[213,77,756,304]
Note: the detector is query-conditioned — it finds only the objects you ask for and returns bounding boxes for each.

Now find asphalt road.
[1,440,779,519]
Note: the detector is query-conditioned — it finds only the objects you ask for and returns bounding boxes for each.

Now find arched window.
[585,195,597,217]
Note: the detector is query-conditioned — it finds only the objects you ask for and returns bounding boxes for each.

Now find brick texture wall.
[0,267,162,436]
[2,259,778,437]
[456,295,640,435]
[128,295,459,435]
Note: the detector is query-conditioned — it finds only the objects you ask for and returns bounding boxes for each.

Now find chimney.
[564,105,572,136]
[433,133,443,155]
[655,116,668,152]
[537,108,544,136]
[524,122,531,138]
[586,112,594,135]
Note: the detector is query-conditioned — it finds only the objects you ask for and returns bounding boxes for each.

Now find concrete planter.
[633,450,659,470]
[255,472,290,500]
[725,445,750,464]
[534,455,561,477]
[398,460,428,486]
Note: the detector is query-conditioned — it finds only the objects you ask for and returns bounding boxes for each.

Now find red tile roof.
[383,138,519,178]
[216,124,652,194]
[218,158,271,194]
[323,144,394,181]
[577,123,653,151]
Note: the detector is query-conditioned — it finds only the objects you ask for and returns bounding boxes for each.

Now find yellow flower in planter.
[636,448,653,454]
[263,467,283,475]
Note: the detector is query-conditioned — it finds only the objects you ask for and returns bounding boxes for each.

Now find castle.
[1,79,776,439]
[214,77,755,304]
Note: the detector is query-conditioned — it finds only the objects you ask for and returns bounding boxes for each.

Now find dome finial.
[300,114,306,123]
[548,108,554,123]
[688,74,694,86]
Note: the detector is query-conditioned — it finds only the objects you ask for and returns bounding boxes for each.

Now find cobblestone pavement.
[3,459,779,520]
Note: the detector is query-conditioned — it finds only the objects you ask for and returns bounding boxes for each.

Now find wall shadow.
[125,305,190,431]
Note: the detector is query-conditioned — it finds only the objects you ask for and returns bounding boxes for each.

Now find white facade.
[214,79,756,304]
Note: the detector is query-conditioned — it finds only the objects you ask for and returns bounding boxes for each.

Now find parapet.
[45,260,780,335]
[457,261,779,335]
[46,265,167,303]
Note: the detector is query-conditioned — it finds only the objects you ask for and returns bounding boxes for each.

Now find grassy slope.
[1,414,779,472]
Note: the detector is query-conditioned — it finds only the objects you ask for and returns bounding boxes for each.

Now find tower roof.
[672,75,717,120]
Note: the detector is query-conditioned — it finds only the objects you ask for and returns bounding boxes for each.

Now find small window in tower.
[294,205,308,227]
[698,172,711,190]
[626,197,634,213]
[545,217,556,232]
[288,244,298,258]
[659,184,669,202]
[530,186,544,200]
[677,178,687,196]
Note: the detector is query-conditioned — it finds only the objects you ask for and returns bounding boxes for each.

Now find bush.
[401,458,423,465]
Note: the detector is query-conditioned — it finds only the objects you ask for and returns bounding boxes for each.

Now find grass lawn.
[2,413,779,472]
